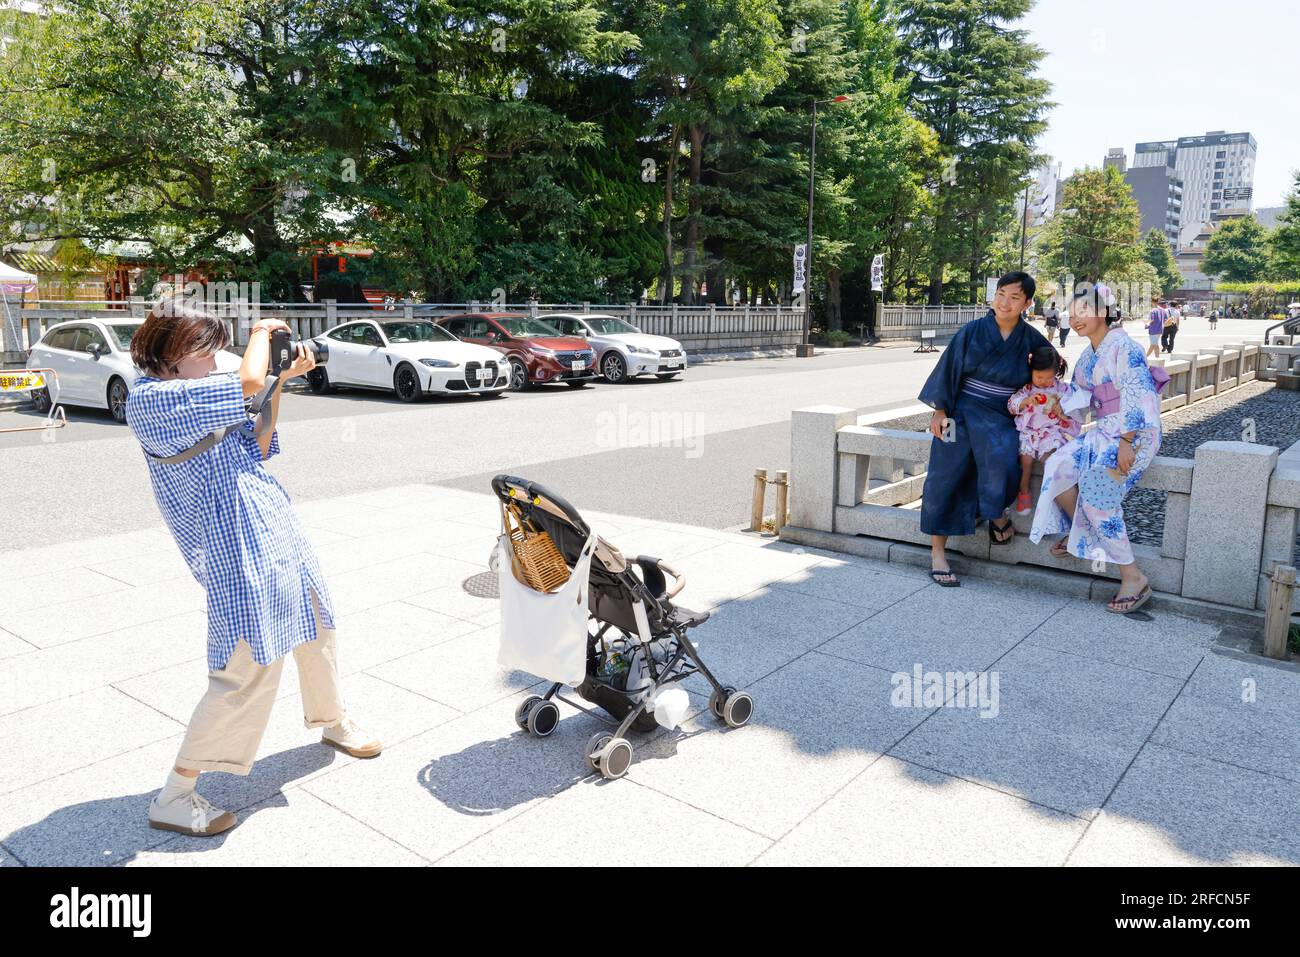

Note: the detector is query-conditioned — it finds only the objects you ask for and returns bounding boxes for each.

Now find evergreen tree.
[894,0,1051,303]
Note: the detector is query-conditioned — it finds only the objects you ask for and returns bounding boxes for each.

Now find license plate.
[570,361,585,371]
[476,369,493,382]
[662,362,682,370]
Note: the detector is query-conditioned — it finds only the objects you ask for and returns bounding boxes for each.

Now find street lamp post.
[1060,207,1078,298]
[799,94,851,358]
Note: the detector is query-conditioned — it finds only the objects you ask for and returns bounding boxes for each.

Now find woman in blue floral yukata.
[1029,282,1166,614]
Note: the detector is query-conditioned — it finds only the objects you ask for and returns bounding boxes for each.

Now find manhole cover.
[462,571,499,599]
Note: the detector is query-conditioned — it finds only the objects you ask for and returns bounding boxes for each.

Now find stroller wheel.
[709,687,736,721]
[527,699,560,738]
[599,738,633,780]
[711,687,753,729]
[515,695,542,731]
[584,732,613,773]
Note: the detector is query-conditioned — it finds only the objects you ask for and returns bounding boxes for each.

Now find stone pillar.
[1161,492,1191,559]
[868,456,905,484]
[789,406,857,532]
[1257,505,1300,609]
[1,293,24,363]
[1182,441,1279,607]
[1170,352,1198,407]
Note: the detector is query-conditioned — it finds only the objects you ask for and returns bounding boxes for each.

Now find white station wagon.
[27,319,240,422]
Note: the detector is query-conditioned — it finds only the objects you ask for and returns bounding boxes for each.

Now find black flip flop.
[988,518,1015,545]
[930,568,960,587]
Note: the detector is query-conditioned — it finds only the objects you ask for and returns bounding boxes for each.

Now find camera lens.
[307,339,328,366]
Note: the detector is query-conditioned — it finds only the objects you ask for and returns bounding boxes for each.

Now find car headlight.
[533,347,556,357]
[419,358,460,368]
[629,344,655,356]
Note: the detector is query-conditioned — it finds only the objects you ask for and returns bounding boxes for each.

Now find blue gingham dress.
[125,373,335,670]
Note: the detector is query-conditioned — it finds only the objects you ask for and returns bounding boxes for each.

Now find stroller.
[491,474,753,780]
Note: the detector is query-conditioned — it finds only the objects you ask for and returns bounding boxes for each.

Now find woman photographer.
[125,298,381,837]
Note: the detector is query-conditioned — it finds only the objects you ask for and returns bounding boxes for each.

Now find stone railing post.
[1170,352,1197,406]
[789,406,858,532]
[1182,441,1279,608]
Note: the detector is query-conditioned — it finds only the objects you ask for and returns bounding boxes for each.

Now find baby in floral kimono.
[1008,345,1080,515]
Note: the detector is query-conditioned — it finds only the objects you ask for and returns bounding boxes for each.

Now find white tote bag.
[496,531,596,686]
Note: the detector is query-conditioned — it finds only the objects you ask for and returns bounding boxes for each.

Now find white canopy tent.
[0,259,37,296]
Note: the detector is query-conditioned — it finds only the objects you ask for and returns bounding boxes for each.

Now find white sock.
[159,769,198,805]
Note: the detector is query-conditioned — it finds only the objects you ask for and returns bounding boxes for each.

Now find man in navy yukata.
[917,272,1051,587]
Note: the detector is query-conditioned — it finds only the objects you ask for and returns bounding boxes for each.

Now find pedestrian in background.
[1162,301,1181,353]
[1043,299,1060,338]
[1145,298,1166,358]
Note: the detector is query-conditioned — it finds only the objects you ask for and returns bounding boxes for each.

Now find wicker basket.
[501,500,571,592]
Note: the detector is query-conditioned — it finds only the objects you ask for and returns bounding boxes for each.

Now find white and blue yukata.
[918,311,1053,537]
[1029,327,1163,566]
[125,372,335,670]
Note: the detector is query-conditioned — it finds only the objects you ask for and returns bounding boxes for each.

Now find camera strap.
[146,374,282,465]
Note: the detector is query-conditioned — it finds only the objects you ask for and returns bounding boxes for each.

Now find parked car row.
[22,312,688,420]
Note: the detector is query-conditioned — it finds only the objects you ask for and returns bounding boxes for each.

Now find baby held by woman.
[1008,345,1079,515]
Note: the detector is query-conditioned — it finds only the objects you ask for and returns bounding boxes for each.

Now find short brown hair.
[131,298,232,377]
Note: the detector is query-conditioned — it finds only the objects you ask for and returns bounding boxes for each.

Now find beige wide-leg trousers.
[174,589,346,775]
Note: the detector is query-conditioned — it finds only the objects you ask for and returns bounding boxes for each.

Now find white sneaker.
[321,717,382,758]
[148,791,237,836]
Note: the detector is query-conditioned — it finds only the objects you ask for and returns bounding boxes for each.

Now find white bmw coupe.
[307,318,510,401]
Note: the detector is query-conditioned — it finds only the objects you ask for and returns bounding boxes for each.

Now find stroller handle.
[652,559,686,599]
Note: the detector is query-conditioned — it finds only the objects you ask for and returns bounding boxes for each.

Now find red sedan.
[435,313,597,391]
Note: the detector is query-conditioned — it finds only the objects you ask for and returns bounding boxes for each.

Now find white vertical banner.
[870,253,884,292]
[985,277,998,304]
[793,244,807,294]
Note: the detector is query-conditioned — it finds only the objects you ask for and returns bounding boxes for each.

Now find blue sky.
[1020,0,1298,207]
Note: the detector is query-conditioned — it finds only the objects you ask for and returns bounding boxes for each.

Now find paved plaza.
[2,482,1298,867]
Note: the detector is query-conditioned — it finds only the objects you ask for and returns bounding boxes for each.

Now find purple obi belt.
[1089,366,1172,418]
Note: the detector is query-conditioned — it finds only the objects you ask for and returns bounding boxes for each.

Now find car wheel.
[393,363,422,403]
[601,352,628,383]
[30,387,51,413]
[508,358,530,391]
[107,377,129,423]
[306,368,332,394]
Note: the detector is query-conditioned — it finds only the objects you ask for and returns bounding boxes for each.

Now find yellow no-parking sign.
[0,371,46,392]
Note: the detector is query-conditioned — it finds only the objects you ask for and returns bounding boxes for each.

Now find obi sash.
[1089,365,1172,418]
[961,376,1016,403]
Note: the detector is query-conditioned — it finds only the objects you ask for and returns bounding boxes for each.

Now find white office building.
[1132,131,1257,242]
[1015,161,1061,228]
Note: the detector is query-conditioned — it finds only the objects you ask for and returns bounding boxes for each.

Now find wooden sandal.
[989,518,1014,545]
[1050,537,1070,558]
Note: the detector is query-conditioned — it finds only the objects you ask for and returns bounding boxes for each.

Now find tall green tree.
[1141,228,1181,296]
[0,0,373,300]
[1202,216,1270,283]
[1034,167,1141,284]
[1268,173,1300,279]
[894,0,1051,303]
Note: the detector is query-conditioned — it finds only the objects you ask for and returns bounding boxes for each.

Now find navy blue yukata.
[917,312,1052,537]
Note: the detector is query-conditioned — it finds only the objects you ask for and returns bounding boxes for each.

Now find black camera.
[269,329,329,377]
